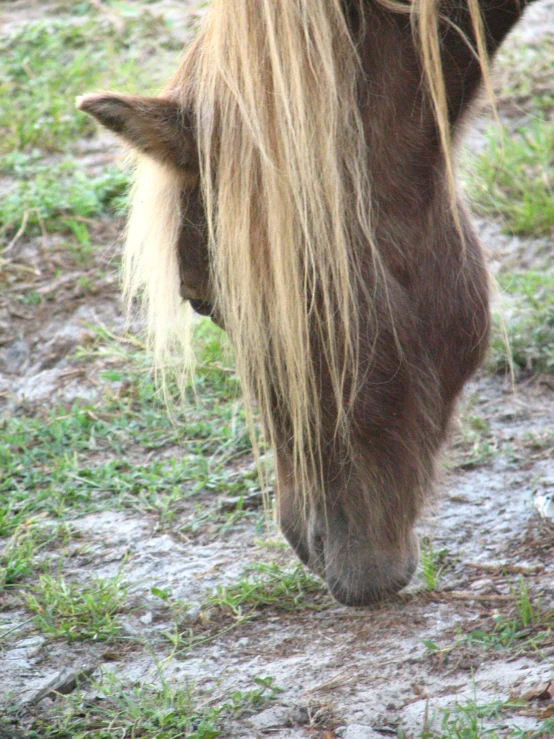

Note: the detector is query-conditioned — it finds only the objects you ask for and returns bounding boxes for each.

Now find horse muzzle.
[279,500,419,607]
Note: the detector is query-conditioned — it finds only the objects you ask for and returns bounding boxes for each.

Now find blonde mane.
[122,0,491,501]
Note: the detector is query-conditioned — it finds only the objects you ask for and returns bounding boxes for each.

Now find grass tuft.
[420,539,448,591]
[23,568,128,642]
[464,120,554,236]
[0,153,129,240]
[0,525,37,592]
[425,696,527,739]
[29,671,283,739]
[489,271,554,374]
[204,561,328,618]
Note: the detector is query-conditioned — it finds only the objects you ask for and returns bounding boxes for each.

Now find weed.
[450,412,496,470]
[151,586,191,625]
[0,154,129,241]
[511,576,541,629]
[28,671,283,739]
[0,323,255,536]
[496,37,554,118]
[420,540,448,591]
[23,568,128,642]
[536,717,554,739]
[488,271,554,374]
[425,696,527,738]
[453,580,551,655]
[422,576,552,681]
[179,494,265,539]
[0,521,72,593]
[204,561,328,618]
[0,525,37,592]
[161,562,328,654]
[463,119,554,236]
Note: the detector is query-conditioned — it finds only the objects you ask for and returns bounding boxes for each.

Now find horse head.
[78,0,534,606]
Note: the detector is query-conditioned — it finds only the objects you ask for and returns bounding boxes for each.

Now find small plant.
[437,699,488,739]
[0,155,130,242]
[463,119,554,236]
[0,525,37,592]
[204,561,328,618]
[452,578,552,654]
[495,37,554,117]
[536,717,554,739]
[488,271,554,375]
[451,412,496,470]
[432,697,526,739]
[510,576,542,629]
[420,539,448,591]
[29,671,283,739]
[23,568,128,642]
[0,322,258,534]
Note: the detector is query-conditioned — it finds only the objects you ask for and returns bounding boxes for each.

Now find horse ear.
[76,93,198,171]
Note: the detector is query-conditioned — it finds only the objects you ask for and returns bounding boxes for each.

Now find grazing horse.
[78,0,537,606]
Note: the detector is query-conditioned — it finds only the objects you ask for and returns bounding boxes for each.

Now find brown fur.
[78,0,536,606]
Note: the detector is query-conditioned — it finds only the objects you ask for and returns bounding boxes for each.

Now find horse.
[77,0,537,606]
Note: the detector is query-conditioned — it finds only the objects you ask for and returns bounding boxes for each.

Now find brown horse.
[78,0,536,606]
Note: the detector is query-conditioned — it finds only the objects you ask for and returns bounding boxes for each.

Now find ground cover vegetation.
[0,1,553,737]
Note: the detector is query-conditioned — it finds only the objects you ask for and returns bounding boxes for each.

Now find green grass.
[463,614,553,655]
[495,38,554,120]
[422,693,554,739]
[463,38,554,239]
[0,152,129,237]
[423,696,527,739]
[489,271,554,374]
[479,578,551,653]
[465,120,554,236]
[180,499,263,539]
[162,561,329,655]
[0,323,256,538]
[451,412,496,470]
[23,568,128,642]
[204,561,327,618]
[0,524,37,592]
[0,521,74,593]
[510,576,542,629]
[25,672,282,739]
[0,8,182,246]
[425,578,553,660]
[536,718,554,739]
[457,41,554,376]
[420,539,448,591]
[0,14,180,153]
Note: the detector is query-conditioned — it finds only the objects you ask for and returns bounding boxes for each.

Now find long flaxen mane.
[122,0,492,502]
